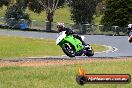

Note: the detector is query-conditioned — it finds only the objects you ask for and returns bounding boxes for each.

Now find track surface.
[0,29,132,58]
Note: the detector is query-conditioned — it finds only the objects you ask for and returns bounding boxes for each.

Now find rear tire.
[61,43,75,57]
[85,45,94,56]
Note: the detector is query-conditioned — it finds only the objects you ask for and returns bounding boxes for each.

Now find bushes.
[5,4,31,28]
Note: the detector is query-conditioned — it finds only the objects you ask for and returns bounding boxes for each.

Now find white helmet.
[57,22,65,32]
[128,24,132,29]
[57,23,65,27]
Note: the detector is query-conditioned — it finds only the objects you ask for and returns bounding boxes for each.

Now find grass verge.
[0,35,108,59]
[0,58,132,88]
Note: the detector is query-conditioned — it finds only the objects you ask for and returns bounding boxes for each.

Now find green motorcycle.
[56,31,94,57]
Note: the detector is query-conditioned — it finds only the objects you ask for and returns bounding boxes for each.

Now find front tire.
[61,43,75,57]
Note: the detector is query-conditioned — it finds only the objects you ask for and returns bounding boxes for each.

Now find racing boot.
[82,41,89,49]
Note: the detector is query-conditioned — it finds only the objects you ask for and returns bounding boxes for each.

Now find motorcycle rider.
[127,24,132,43]
[57,22,88,48]
[127,24,132,36]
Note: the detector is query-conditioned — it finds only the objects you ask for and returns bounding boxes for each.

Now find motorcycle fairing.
[60,35,84,52]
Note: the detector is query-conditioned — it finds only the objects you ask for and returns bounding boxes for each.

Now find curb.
[95,45,118,54]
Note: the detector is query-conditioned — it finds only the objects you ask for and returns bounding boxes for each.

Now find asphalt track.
[0,29,132,58]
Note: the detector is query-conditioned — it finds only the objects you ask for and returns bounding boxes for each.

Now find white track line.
[93,45,118,54]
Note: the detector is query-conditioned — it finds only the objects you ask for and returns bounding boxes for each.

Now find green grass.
[54,7,73,23]
[92,44,108,52]
[27,6,73,23]
[93,15,103,25]
[0,6,73,23]
[0,60,132,88]
[0,35,63,58]
[0,35,107,59]
[0,6,6,17]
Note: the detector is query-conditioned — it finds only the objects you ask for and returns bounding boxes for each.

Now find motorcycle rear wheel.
[85,45,94,56]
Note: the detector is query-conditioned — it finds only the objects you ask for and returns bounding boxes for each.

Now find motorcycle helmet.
[128,24,132,30]
[57,22,65,32]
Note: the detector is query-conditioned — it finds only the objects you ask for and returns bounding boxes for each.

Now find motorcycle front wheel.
[61,43,75,57]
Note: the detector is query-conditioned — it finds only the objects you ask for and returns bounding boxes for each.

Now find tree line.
[0,0,132,32]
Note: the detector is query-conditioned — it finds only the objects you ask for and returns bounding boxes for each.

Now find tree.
[1,0,65,31]
[95,1,106,16]
[0,0,11,7]
[5,3,31,28]
[4,0,31,28]
[27,0,65,31]
[101,0,132,28]
[69,0,100,24]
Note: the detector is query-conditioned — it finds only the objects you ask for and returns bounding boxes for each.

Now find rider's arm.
[65,28,75,35]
